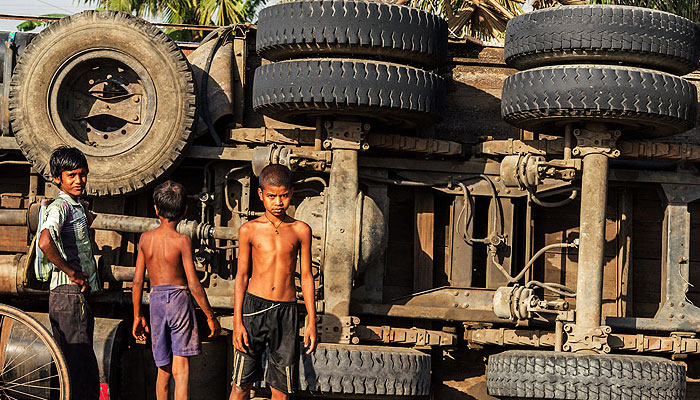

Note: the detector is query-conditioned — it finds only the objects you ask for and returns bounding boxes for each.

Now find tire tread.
[505,5,700,75]
[256,0,448,67]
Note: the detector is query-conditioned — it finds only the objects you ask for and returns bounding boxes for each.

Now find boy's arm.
[299,223,317,354]
[132,239,149,340]
[181,236,221,338]
[233,223,252,353]
[38,207,88,292]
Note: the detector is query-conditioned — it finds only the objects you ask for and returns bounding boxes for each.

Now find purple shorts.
[149,285,201,367]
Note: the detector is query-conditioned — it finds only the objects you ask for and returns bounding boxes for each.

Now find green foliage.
[17,14,68,32]
[79,0,268,40]
[411,0,524,42]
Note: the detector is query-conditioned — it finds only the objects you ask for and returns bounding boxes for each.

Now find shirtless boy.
[231,164,317,400]
[132,180,221,400]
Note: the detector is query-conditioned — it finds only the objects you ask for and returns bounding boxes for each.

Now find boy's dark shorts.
[149,285,201,367]
[232,292,298,394]
[49,284,100,400]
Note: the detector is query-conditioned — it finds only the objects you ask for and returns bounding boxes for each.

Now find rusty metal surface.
[353,302,509,324]
[323,150,358,319]
[356,324,457,346]
[229,126,464,155]
[188,39,234,137]
[0,254,22,294]
[607,185,700,333]
[481,137,700,162]
[1,40,12,136]
[573,153,609,333]
[0,136,18,149]
[470,327,700,356]
[391,287,495,310]
[0,209,26,225]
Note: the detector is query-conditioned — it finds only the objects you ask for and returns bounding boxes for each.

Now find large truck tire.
[298,343,431,396]
[501,65,697,138]
[9,10,196,196]
[253,59,445,129]
[256,0,448,68]
[504,5,700,76]
[487,350,685,399]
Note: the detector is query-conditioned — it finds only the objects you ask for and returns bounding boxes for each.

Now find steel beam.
[323,150,359,317]
[609,185,700,332]
[574,153,609,332]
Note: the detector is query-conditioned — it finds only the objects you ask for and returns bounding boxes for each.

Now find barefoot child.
[132,180,222,400]
[230,164,317,400]
[38,147,100,400]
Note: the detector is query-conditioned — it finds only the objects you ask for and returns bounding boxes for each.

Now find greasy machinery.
[1,2,700,399]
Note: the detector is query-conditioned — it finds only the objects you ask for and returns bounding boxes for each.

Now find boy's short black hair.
[153,180,187,221]
[259,164,292,190]
[50,147,89,178]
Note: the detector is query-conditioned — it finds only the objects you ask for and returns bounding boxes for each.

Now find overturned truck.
[1,2,700,399]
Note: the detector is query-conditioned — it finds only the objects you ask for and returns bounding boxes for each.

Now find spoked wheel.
[0,304,69,400]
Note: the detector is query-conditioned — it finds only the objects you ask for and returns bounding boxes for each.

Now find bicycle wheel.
[0,304,70,400]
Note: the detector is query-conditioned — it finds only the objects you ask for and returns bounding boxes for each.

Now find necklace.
[264,213,283,234]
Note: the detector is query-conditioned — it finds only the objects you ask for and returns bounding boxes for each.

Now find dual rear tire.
[252,0,448,130]
[501,5,700,138]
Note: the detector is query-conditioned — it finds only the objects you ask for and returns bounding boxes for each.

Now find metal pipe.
[101,265,148,283]
[315,117,323,151]
[564,124,573,160]
[574,153,609,331]
[510,241,577,283]
[0,209,239,241]
[92,213,238,240]
[0,209,26,225]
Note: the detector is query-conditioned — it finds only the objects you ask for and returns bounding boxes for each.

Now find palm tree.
[79,0,267,26]
[80,0,268,39]
[411,0,524,42]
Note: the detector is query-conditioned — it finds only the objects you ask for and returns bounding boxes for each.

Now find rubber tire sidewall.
[10,11,196,196]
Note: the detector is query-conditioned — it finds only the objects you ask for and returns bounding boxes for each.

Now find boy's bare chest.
[251,231,299,255]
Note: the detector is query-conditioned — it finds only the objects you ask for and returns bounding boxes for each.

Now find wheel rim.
[0,309,68,399]
[48,49,157,157]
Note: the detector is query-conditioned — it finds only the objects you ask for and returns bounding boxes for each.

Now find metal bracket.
[572,128,621,158]
[251,144,328,176]
[323,121,370,151]
[563,324,612,353]
[317,315,360,344]
[500,154,581,189]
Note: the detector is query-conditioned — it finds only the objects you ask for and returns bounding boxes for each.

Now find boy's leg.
[172,355,190,400]
[266,302,298,396]
[49,285,101,400]
[229,382,253,400]
[270,386,290,400]
[156,363,173,400]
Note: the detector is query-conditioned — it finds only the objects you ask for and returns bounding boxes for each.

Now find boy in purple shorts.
[132,180,221,400]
